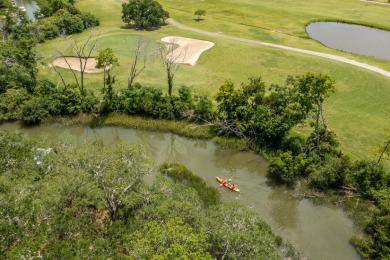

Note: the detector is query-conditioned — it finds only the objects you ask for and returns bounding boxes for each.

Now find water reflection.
[0,122,360,260]
[268,185,300,230]
[13,0,39,22]
[307,22,390,60]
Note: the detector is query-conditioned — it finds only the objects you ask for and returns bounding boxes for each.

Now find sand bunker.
[161,36,214,66]
[50,57,108,73]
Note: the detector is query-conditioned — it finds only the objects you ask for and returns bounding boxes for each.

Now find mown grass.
[35,0,390,164]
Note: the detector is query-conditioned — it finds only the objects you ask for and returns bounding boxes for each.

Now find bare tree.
[128,37,153,89]
[158,37,187,96]
[54,30,100,95]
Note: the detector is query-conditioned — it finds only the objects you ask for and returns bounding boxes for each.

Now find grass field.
[36,0,390,162]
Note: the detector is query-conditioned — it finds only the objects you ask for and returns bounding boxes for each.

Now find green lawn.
[36,0,390,163]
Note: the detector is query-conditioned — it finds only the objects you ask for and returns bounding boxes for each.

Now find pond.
[13,0,39,22]
[0,122,361,260]
[306,22,390,60]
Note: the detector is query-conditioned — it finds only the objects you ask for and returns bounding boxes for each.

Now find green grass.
[35,0,390,164]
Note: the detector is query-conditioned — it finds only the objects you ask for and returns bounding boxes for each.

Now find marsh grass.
[159,162,220,206]
[48,113,214,139]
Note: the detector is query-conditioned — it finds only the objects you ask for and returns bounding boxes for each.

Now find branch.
[55,49,80,88]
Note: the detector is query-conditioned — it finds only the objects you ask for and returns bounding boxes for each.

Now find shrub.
[0,88,31,121]
[80,12,100,28]
[352,197,390,259]
[281,136,305,156]
[308,155,351,190]
[81,95,99,113]
[268,151,308,182]
[21,97,49,125]
[54,10,84,35]
[195,95,214,121]
[348,160,389,199]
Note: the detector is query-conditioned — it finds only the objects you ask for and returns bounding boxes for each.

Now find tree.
[194,9,206,21]
[95,48,119,93]
[121,0,164,29]
[288,72,335,155]
[205,203,279,259]
[58,140,153,221]
[158,37,187,96]
[126,218,211,259]
[128,37,153,88]
[55,30,100,95]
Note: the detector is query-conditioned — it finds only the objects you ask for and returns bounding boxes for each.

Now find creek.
[0,122,361,260]
[306,22,390,60]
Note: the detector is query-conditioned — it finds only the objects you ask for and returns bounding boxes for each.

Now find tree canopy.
[0,132,283,258]
[122,0,165,29]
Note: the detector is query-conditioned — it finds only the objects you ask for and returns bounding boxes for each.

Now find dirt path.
[167,18,390,78]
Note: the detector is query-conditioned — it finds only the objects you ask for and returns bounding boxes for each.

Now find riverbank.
[45,113,374,231]
[47,113,249,150]
[0,120,362,259]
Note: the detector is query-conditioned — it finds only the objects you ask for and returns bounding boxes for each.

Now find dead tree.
[54,30,100,95]
[158,37,187,96]
[128,37,153,89]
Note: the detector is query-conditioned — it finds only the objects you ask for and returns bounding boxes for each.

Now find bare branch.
[158,37,188,96]
[70,29,101,94]
[55,48,80,88]
[128,37,153,88]
[49,59,67,87]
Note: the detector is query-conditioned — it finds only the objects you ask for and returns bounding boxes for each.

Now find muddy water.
[306,22,390,60]
[0,122,361,260]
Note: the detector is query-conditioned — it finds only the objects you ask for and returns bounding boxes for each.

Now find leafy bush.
[21,97,49,125]
[34,18,60,41]
[195,95,214,121]
[281,136,306,156]
[0,88,31,121]
[306,128,340,157]
[80,12,100,28]
[352,197,390,259]
[54,9,84,34]
[122,84,196,120]
[268,151,308,182]
[308,155,351,190]
[348,160,389,199]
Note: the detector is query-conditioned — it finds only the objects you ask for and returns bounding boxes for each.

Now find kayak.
[216,177,240,192]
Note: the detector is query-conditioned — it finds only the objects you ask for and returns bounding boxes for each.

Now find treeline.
[2,0,99,42]
[0,132,301,259]
[0,80,214,125]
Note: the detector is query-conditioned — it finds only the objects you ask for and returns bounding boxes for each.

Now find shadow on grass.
[120,23,168,31]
